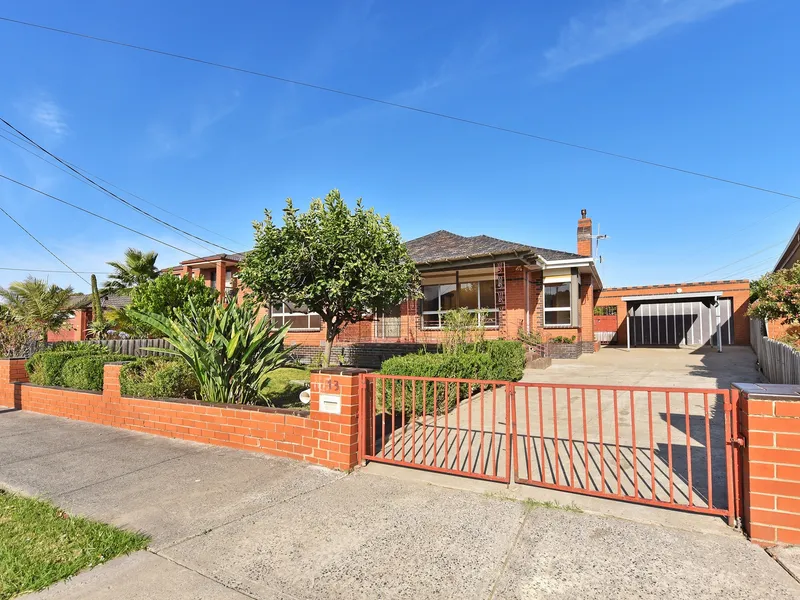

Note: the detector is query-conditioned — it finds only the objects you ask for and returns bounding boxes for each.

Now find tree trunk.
[322,334,335,367]
[322,324,337,367]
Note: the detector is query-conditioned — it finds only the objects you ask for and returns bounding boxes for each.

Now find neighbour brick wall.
[0,359,362,471]
[289,343,437,369]
[737,386,800,546]
[596,280,751,346]
[47,309,89,342]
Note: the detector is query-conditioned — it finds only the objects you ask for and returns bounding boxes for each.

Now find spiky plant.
[127,298,292,405]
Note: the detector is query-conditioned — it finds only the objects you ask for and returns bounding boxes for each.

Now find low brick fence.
[0,359,362,471]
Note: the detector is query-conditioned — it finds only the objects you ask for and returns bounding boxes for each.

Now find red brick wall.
[596,280,751,346]
[47,309,89,342]
[0,360,361,472]
[738,388,800,546]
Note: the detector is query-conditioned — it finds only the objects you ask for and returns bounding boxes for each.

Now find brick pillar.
[309,368,365,470]
[0,358,27,408]
[75,308,89,341]
[215,261,226,301]
[580,273,594,348]
[735,383,800,546]
[102,363,123,400]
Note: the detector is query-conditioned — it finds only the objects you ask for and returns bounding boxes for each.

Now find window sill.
[285,329,322,333]
[542,325,578,329]
[420,327,500,331]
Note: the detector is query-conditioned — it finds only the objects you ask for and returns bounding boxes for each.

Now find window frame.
[543,281,574,328]
[421,280,500,330]
[271,302,322,332]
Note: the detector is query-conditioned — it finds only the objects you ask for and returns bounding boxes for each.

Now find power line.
[0,267,112,274]
[0,117,237,254]
[0,205,89,285]
[0,127,246,248]
[0,172,200,257]
[2,16,800,204]
[690,241,786,282]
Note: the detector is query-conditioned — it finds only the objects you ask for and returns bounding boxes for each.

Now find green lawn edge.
[0,490,149,599]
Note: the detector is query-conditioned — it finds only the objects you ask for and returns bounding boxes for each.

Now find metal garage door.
[631,298,733,347]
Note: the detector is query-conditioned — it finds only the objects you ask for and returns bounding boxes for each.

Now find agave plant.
[127,298,292,405]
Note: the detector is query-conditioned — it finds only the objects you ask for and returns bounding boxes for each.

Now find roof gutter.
[415,250,539,272]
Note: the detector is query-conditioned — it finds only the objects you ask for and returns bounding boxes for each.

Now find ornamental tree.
[239,190,420,366]
[748,262,800,324]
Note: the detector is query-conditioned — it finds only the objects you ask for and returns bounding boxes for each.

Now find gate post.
[309,368,367,471]
[733,382,800,546]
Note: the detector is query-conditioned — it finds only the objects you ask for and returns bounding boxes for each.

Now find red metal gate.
[360,374,512,483]
[360,374,740,523]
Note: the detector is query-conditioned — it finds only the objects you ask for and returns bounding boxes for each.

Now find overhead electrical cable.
[1,16,800,203]
[0,205,90,285]
[0,117,237,254]
[0,173,200,257]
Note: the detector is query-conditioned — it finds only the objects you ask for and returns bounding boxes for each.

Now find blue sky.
[1,0,799,293]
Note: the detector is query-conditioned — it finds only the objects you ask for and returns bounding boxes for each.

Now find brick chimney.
[577,209,592,257]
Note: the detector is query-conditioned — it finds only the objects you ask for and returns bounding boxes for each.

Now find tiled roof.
[172,231,584,270]
[179,253,246,265]
[70,294,131,310]
[405,230,584,265]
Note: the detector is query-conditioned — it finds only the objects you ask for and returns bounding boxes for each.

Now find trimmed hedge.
[120,358,199,399]
[26,344,110,387]
[378,340,525,416]
[61,354,134,391]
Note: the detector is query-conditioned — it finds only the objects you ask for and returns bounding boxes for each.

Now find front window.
[422,279,498,329]
[544,282,572,326]
[271,302,321,331]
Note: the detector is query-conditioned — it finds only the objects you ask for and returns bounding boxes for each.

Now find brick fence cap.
[733,382,800,400]
[312,367,371,375]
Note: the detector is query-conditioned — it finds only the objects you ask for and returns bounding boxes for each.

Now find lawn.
[264,366,312,409]
[0,490,149,599]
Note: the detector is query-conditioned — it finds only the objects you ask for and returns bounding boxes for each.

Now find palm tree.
[0,277,75,342]
[102,248,159,295]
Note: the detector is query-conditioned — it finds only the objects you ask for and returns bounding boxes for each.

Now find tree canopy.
[128,274,219,320]
[0,277,75,341]
[748,262,800,324]
[239,190,420,365]
[102,248,160,295]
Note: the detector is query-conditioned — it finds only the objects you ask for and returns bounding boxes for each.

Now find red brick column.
[102,363,123,400]
[736,383,800,546]
[0,358,28,408]
[308,368,365,470]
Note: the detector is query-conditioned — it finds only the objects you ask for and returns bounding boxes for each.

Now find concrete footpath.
[2,409,797,600]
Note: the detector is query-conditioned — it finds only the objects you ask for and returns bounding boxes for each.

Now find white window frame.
[421,281,499,330]
[543,282,573,327]
[271,302,321,332]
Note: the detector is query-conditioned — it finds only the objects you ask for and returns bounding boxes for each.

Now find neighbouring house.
[47,294,131,342]
[761,221,800,341]
[171,210,603,365]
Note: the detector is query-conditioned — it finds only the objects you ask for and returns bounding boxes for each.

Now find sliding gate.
[360,374,740,523]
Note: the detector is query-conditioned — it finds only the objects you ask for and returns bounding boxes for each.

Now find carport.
[622,291,732,352]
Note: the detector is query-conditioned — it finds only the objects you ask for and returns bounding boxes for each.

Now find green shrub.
[61,354,133,391]
[26,344,110,386]
[378,340,525,416]
[120,358,200,399]
[549,335,576,344]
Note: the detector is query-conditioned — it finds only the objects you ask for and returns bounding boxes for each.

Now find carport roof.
[621,291,724,302]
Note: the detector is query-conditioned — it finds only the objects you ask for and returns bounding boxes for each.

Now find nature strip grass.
[0,490,149,599]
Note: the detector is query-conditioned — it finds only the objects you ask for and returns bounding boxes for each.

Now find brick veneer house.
[761,221,800,341]
[47,294,131,343]
[172,211,603,365]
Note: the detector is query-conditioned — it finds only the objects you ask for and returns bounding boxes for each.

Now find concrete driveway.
[522,345,765,389]
[2,409,797,599]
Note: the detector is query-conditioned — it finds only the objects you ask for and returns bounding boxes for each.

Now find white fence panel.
[750,318,800,384]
